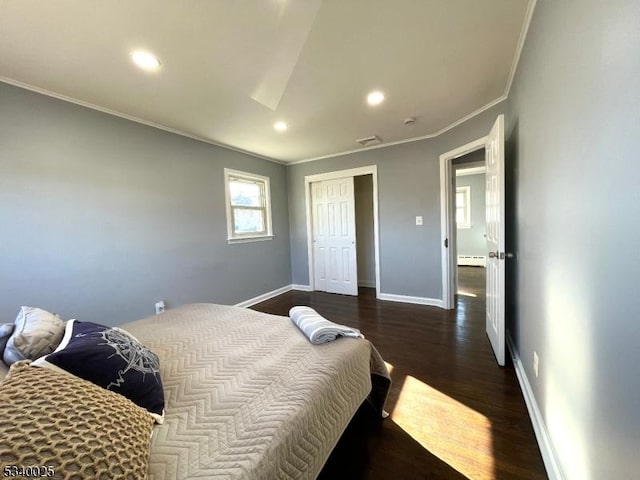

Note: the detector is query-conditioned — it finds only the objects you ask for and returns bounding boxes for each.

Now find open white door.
[311,177,358,295]
[485,114,506,366]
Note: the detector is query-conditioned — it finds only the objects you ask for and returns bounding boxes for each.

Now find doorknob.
[489,251,514,260]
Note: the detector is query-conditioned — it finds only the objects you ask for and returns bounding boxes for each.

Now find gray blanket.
[121,303,390,480]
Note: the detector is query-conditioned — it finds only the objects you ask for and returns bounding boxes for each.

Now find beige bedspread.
[121,303,381,480]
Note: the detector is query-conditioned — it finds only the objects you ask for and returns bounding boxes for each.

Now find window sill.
[228,235,274,245]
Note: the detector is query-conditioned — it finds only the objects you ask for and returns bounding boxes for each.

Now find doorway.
[454,152,487,300]
[439,114,506,366]
[304,165,381,298]
[354,175,376,290]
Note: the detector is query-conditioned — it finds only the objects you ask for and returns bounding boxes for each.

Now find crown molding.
[287,0,537,166]
[1,1,536,167]
[503,0,537,99]
[288,96,507,165]
[0,76,285,166]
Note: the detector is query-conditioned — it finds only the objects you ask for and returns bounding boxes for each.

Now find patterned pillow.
[33,320,165,423]
[0,361,154,479]
[3,306,65,365]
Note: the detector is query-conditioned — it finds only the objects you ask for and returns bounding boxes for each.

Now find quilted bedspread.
[121,303,382,480]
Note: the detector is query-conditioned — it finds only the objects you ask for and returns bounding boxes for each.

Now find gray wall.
[288,102,506,299]
[455,173,486,257]
[507,0,640,478]
[354,175,375,287]
[0,83,291,326]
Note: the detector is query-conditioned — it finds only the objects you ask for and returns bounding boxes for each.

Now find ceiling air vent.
[356,135,382,147]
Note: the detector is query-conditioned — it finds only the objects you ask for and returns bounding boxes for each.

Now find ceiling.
[0,0,532,164]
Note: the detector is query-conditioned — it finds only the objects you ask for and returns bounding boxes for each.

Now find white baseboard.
[235,285,292,308]
[457,255,487,267]
[358,280,377,288]
[377,292,443,308]
[237,285,443,309]
[506,333,564,480]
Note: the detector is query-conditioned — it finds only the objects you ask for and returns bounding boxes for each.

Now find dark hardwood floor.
[252,267,547,480]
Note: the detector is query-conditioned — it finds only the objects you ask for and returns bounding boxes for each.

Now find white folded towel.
[289,306,364,345]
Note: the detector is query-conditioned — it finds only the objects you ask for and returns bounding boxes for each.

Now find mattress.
[121,303,381,480]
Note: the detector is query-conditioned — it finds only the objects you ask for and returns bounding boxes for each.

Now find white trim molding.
[290,97,506,165]
[304,165,381,300]
[234,285,292,308]
[0,2,537,167]
[288,1,537,166]
[0,77,284,165]
[0,2,537,168]
[456,166,486,177]
[506,333,564,480]
[291,284,313,292]
[503,0,538,98]
[457,255,486,267]
[377,293,443,308]
[224,168,273,243]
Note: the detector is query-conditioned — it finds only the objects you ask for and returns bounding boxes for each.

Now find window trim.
[224,168,274,244]
[456,185,471,229]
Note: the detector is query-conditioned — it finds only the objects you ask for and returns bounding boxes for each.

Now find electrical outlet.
[155,300,166,315]
[533,351,539,378]
[415,216,423,226]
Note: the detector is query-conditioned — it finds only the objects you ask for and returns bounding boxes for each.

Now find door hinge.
[444,238,448,248]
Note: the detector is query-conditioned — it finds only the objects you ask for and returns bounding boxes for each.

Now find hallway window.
[456,186,471,229]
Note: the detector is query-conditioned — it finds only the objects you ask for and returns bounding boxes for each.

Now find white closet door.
[312,177,358,295]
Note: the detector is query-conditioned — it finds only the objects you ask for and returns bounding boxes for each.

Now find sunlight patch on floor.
[391,375,495,479]
[457,290,477,298]
[384,361,394,375]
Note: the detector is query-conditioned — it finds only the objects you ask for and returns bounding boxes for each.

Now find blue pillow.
[0,324,15,357]
[33,320,165,423]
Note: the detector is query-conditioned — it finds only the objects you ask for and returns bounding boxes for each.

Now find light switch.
[415,216,423,226]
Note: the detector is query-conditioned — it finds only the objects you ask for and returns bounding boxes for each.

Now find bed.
[120,303,389,479]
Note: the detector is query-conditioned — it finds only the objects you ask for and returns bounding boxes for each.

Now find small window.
[224,169,273,243]
[456,186,471,229]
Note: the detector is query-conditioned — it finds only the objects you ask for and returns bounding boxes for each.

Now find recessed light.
[367,90,385,106]
[273,121,288,132]
[131,51,161,71]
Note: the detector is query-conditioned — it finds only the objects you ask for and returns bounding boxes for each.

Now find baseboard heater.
[457,255,486,267]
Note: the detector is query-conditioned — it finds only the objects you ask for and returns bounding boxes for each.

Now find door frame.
[305,165,381,298]
[439,137,487,309]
